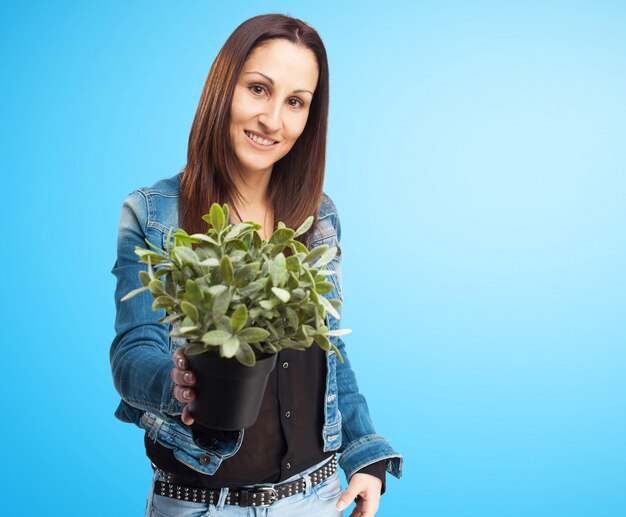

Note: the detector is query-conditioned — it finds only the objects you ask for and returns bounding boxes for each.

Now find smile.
[244,130,278,147]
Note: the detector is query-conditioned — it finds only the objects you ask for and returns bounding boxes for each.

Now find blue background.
[2,1,625,515]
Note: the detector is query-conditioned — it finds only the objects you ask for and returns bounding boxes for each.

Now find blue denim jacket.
[110,172,403,483]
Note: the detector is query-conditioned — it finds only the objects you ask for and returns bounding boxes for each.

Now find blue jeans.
[144,456,344,516]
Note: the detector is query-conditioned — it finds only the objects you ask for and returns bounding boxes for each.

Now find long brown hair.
[179,13,329,247]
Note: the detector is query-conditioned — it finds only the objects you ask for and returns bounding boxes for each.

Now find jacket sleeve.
[110,190,184,422]
[324,201,403,482]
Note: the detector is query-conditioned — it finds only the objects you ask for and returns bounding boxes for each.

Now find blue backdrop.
[2,1,625,515]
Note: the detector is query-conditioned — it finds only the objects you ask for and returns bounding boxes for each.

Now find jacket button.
[286,462,291,470]
[285,411,291,418]
[200,454,211,466]
[282,362,289,369]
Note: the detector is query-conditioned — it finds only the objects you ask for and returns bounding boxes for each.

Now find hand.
[171,348,196,425]
[336,472,382,517]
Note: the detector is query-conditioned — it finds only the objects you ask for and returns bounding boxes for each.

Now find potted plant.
[121,203,350,430]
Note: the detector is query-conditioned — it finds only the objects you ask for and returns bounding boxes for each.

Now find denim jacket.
[110,172,403,483]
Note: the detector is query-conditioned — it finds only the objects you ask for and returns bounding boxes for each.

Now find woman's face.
[229,38,319,179]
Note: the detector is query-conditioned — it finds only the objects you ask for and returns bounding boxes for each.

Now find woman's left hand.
[335,472,382,517]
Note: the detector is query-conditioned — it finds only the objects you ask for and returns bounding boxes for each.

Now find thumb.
[336,480,361,511]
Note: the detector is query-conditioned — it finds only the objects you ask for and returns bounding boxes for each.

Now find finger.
[171,367,196,386]
[357,496,379,517]
[172,348,188,369]
[181,405,195,425]
[336,483,361,512]
[173,385,196,404]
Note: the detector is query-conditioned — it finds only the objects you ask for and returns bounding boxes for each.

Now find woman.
[110,13,402,517]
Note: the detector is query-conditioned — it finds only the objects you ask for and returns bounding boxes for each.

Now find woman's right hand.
[171,348,196,425]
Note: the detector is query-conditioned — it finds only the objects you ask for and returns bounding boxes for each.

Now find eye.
[249,83,266,96]
[288,97,305,108]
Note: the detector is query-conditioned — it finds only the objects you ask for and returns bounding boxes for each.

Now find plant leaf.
[209,203,225,232]
[237,327,270,343]
[220,255,234,285]
[235,342,256,366]
[304,245,329,263]
[312,246,337,268]
[185,279,203,304]
[181,301,199,323]
[201,330,232,345]
[120,285,149,302]
[230,304,248,334]
[221,336,240,358]
[293,215,314,238]
[270,253,287,287]
[183,342,207,356]
[326,328,352,337]
[318,294,340,320]
[235,262,260,288]
[172,246,199,265]
[271,287,290,303]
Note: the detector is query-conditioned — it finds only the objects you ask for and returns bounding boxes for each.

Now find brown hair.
[179,13,329,247]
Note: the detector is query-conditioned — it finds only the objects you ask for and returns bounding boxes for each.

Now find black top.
[145,344,387,493]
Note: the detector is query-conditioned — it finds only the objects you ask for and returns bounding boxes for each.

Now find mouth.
[244,130,279,147]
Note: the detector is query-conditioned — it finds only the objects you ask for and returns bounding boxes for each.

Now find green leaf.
[183,342,207,356]
[271,287,291,303]
[331,344,344,363]
[212,287,232,320]
[185,279,203,304]
[285,255,301,272]
[152,296,175,310]
[318,294,340,320]
[304,245,329,263]
[172,246,199,265]
[237,327,270,343]
[259,300,275,310]
[284,307,299,330]
[209,203,225,232]
[220,255,234,285]
[235,262,260,288]
[235,342,256,366]
[201,330,232,345]
[314,334,332,351]
[199,257,220,267]
[190,234,219,246]
[120,285,149,302]
[312,246,337,268]
[270,253,287,287]
[293,215,314,238]
[290,240,309,254]
[314,281,335,294]
[269,227,295,245]
[326,328,352,337]
[221,336,240,358]
[139,270,152,286]
[181,301,199,323]
[148,279,167,296]
[230,304,248,334]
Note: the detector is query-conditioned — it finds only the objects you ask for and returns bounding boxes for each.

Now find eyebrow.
[244,71,313,95]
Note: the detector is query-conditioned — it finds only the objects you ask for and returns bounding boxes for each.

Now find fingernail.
[183,389,190,399]
[177,358,185,368]
[336,501,346,511]
[184,372,193,383]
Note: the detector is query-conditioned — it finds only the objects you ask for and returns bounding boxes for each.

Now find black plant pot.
[184,350,277,430]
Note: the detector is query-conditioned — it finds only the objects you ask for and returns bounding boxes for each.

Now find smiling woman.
[229,38,319,185]
[110,12,402,517]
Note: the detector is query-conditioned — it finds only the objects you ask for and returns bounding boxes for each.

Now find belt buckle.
[254,487,278,507]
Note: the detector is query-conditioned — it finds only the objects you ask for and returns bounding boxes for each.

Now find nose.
[258,99,282,134]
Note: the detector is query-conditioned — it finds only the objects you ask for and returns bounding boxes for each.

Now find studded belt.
[153,455,337,508]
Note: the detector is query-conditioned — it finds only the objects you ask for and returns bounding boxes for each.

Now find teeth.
[245,131,276,146]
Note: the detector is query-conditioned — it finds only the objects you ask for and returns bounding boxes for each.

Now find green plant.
[121,203,350,366]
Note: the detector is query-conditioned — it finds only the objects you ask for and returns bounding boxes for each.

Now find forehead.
[242,39,319,90]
